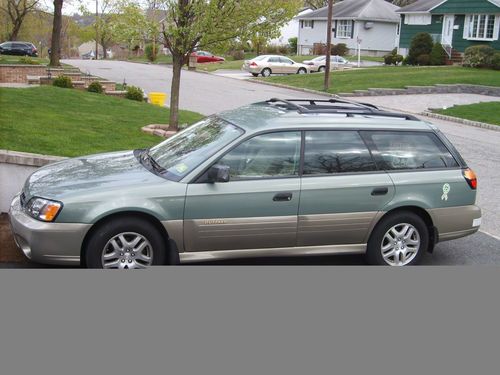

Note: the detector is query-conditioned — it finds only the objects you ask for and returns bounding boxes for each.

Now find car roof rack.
[265,97,420,121]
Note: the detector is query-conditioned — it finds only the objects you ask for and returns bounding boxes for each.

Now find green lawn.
[261,66,500,94]
[125,54,173,65]
[0,55,49,65]
[346,55,384,63]
[434,102,500,126]
[0,86,203,157]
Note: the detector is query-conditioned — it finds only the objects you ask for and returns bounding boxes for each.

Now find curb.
[421,111,499,132]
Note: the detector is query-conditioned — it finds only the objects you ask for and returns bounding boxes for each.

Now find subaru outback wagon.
[9,98,481,268]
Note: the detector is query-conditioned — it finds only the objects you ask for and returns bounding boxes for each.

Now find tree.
[0,0,41,40]
[303,0,417,9]
[161,0,302,130]
[49,0,63,66]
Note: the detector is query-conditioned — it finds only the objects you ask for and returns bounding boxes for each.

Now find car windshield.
[313,56,326,62]
[252,56,268,61]
[145,117,244,181]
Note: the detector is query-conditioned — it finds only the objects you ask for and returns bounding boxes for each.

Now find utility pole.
[95,0,99,60]
[324,0,333,91]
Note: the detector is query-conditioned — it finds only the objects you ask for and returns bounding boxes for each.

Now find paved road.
[64,59,327,115]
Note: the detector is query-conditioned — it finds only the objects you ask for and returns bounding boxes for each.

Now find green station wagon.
[9,98,481,267]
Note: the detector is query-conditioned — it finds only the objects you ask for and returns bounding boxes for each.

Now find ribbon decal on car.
[441,183,451,201]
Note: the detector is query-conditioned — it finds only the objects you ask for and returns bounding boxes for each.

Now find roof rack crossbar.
[267,98,310,113]
[265,98,419,121]
[283,97,379,111]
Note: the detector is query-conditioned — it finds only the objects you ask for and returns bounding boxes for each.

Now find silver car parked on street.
[243,55,311,77]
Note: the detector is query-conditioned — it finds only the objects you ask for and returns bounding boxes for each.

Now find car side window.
[218,132,301,180]
[268,57,280,63]
[303,131,377,175]
[280,57,294,64]
[362,131,459,170]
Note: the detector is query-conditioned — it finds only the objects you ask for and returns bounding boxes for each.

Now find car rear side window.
[362,131,459,170]
[303,131,377,175]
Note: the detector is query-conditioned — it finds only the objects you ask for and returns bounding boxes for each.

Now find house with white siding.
[296,0,401,56]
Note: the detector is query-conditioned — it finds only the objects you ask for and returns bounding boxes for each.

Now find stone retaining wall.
[341,84,500,97]
[0,65,47,83]
[0,150,65,213]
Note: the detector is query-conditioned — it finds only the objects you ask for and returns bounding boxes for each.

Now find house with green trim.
[398,0,500,61]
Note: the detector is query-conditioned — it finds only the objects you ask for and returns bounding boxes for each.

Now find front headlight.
[26,197,63,222]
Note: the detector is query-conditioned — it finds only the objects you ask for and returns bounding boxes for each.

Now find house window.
[337,20,352,38]
[404,14,432,25]
[303,20,314,29]
[466,14,498,40]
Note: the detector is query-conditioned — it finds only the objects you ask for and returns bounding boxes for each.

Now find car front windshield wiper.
[137,149,166,174]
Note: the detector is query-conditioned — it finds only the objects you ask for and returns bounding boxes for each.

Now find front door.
[442,15,455,46]
[297,130,395,246]
[184,131,302,252]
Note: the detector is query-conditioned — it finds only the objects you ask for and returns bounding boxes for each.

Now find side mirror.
[207,164,230,183]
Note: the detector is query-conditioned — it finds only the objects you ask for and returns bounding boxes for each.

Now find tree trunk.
[49,0,63,66]
[8,20,23,41]
[168,53,183,131]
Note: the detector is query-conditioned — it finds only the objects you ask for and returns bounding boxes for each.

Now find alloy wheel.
[380,223,420,266]
[101,232,153,269]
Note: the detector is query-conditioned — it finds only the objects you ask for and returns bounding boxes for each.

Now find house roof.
[297,0,400,23]
[398,0,500,13]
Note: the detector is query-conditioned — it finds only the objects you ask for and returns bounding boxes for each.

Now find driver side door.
[184,131,302,252]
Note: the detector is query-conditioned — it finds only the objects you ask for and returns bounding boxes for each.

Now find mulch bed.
[0,213,27,263]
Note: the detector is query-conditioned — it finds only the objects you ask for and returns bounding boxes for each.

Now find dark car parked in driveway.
[0,41,38,57]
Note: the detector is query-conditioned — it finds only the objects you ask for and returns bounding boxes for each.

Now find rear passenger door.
[297,130,395,246]
[361,131,468,210]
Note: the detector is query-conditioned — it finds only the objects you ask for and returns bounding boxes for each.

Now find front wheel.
[318,66,326,73]
[297,68,307,74]
[366,212,429,266]
[84,217,167,269]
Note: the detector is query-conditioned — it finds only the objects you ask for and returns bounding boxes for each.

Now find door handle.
[273,192,293,202]
[371,187,389,196]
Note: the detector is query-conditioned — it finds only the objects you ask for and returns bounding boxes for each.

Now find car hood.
[24,150,165,200]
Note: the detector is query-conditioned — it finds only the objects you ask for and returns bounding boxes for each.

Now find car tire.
[261,68,272,77]
[251,73,259,77]
[318,66,326,72]
[366,211,428,266]
[84,217,168,269]
[297,68,307,74]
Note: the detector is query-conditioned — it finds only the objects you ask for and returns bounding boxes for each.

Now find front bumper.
[8,195,91,265]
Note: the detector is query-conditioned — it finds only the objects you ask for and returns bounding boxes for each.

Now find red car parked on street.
[190,50,225,63]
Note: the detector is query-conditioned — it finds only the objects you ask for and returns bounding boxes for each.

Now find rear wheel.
[366,212,428,266]
[84,217,167,269]
[297,68,307,74]
[261,68,272,77]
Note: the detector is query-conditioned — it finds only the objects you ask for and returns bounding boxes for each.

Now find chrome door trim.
[180,243,366,263]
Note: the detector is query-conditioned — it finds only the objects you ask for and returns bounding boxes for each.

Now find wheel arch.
[80,210,172,267]
[369,206,437,253]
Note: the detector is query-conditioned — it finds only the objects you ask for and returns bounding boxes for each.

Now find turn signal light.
[463,168,477,190]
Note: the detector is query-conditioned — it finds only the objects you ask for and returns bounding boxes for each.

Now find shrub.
[491,52,500,70]
[417,54,430,66]
[288,37,298,54]
[145,44,158,62]
[277,44,290,55]
[463,45,495,68]
[125,85,144,101]
[429,43,446,65]
[53,75,73,88]
[87,81,104,94]
[19,57,40,65]
[332,43,348,56]
[230,49,245,60]
[383,48,403,66]
[408,32,433,65]
[265,44,279,54]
